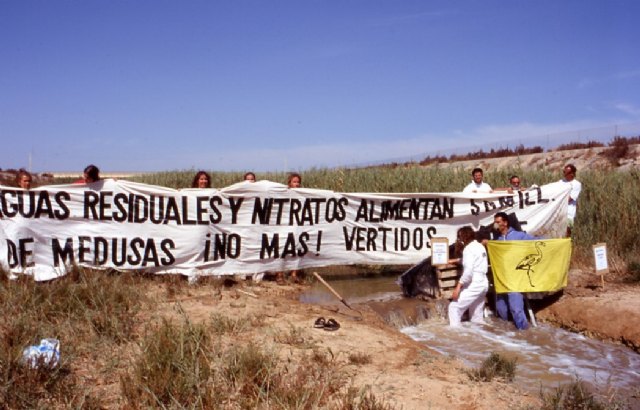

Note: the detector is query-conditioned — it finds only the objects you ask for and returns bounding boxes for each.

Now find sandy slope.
[137,280,541,410]
[423,144,640,172]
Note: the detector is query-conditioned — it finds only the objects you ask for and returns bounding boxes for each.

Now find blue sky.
[2,0,640,173]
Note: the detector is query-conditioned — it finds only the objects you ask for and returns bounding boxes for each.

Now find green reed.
[129,166,640,268]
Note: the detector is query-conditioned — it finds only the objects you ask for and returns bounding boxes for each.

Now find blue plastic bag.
[22,338,60,368]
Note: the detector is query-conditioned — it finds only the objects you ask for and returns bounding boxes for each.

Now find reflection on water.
[301,275,640,404]
[299,275,401,305]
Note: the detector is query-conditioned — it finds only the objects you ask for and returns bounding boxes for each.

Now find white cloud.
[613,102,640,118]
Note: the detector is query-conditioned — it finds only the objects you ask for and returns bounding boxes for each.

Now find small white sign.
[593,243,609,273]
[431,238,450,266]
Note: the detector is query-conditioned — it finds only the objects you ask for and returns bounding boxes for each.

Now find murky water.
[299,275,400,305]
[301,275,640,403]
[403,319,640,397]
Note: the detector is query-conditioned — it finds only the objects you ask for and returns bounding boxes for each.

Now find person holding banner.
[75,164,101,184]
[287,172,302,188]
[493,211,535,330]
[494,175,524,194]
[243,172,256,182]
[275,173,304,284]
[462,168,493,193]
[448,226,489,326]
[191,171,212,188]
[16,170,33,190]
[559,164,581,237]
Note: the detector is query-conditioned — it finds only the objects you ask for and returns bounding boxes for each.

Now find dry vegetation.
[2,136,639,409]
[0,267,402,409]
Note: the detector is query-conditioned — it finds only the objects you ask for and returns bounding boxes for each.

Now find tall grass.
[539,379,629,410]
[120,313,393,409]
[573,170,640,266]
[1,267,396,408]
[130,167,640,268]
[0,267,142,408]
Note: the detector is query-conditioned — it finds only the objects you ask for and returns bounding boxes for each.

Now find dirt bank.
[536,270,640,352]
[146,279,541,410]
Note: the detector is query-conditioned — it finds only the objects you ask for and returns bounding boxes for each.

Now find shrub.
[467,352,516,382]
[625,261,640,283]
[540,379,628,410]
[600,136,637,166]
[555,140,605,151]
[348,352,373,365]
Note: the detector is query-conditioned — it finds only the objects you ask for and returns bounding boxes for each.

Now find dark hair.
[494,212,510,226]
[16,169,32,187]
[457,226,476,246]
[191,171,211,188]
[287,173,302,187]
[84,164,100,182]
[564,164,577,174]
[471,167,483,175]
[509,175,519,182]
[243,172,256,181]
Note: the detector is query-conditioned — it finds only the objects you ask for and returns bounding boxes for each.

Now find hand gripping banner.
[0,179,570,281]
[487,238,572,293]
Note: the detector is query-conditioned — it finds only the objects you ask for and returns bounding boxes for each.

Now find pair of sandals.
[313,317,340,331]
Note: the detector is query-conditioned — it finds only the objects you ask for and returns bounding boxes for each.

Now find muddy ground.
[157,279,539,410]
[134,265,638,410]
[535,269,640,352]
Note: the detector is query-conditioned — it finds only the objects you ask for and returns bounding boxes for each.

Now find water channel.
[301,275,640,405]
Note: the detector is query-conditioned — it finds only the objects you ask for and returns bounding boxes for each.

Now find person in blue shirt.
[493,212,536,330]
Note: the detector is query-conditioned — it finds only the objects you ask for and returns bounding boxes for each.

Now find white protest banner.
[0,179,569,281]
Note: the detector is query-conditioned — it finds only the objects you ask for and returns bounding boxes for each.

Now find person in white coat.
[463,167,493,193]
[559,163,582,236]
[448,226,489,326]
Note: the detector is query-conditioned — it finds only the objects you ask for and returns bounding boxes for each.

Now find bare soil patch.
[134,278,541,409]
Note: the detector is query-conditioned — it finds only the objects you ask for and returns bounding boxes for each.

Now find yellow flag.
[487,239,571,293]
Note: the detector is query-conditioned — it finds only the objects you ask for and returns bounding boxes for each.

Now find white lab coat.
[448,240,489,326]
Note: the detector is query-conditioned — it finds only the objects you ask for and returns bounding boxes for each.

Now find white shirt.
[459,240,489,290]
[463,181,493,193]
[559,178,582,220]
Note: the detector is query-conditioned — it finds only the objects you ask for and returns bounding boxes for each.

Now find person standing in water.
[448,226,489,326]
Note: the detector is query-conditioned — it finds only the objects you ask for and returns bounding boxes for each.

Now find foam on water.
[300,275,640,403]
[402,318,640,396]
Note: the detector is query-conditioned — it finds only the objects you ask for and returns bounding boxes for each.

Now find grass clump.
[0,267,141,408]
[121,318,217,408]
[540,379,628,410]
[348,352,373,365]
[625,261,640,283]
[467,352,516,382]
[332,385,398,410]
[210,312,251,335]
[274,324,310,347]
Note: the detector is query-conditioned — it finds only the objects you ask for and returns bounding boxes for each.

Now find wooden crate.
[435,264,461,299]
